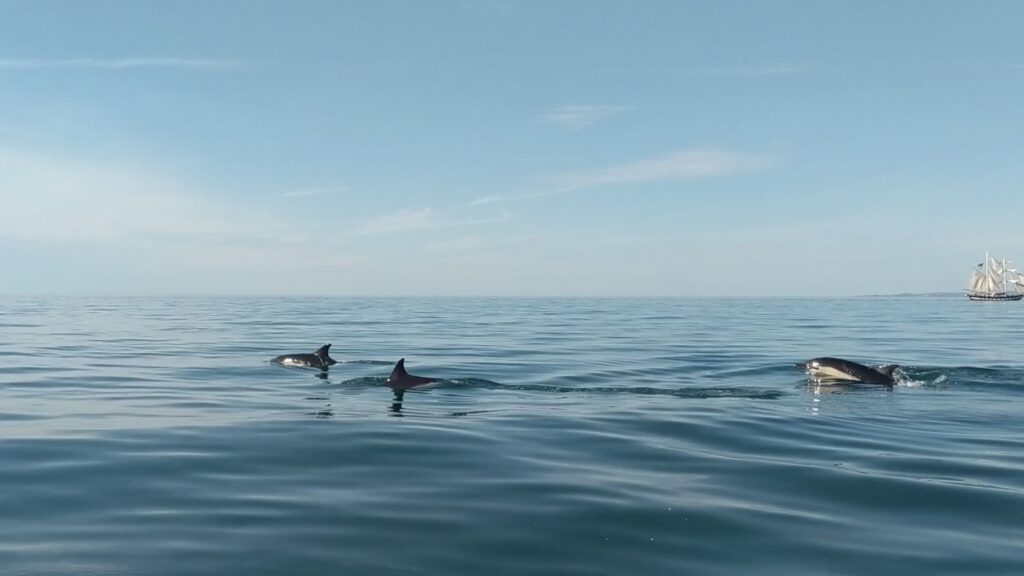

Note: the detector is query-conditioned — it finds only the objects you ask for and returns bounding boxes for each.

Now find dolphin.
[272,343,338,370]
[798,357,899,385]
[386,358,438,389]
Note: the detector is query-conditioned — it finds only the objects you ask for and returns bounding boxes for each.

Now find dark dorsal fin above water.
[875,364,899,378]
[390,358,408,380]
[387,358,437,388]
[314,343,337,366]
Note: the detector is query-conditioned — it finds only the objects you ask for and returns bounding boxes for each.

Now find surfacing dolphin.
[798,357,899,385]
[272,343,337,371]
[387,358,438,389]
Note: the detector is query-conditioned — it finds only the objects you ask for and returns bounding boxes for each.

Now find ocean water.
[1,295,1022,575]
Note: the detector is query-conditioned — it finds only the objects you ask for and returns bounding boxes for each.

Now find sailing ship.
[966,252,1024,301]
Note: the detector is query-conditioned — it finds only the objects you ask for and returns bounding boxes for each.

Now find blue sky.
[2,1,1024,296]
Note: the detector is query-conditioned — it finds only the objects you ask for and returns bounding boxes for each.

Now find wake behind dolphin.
[798,357,899,385]
[334,374,783,400]
[272,343,338,371]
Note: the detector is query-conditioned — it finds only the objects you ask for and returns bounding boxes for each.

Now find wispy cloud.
[552,149,772,188]
[347,208,510,236]
[0,147,371,294]
[540,105,633,131]
[0,58,244,71]
[0,148,297,245]
[282,186,348,198]
[0,147,504,243]
[0,147,515,294]
[473,149,775,205]
[349,208,436,235]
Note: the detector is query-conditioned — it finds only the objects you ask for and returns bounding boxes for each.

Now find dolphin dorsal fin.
[314,344,331,358]
[875,364,899,378]
[390,358,408,380]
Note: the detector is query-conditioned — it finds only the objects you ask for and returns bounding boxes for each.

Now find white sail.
[989,258,1004,275]
[985,270,1002,293]
[967,252,1024,299]
[969,270,987,292]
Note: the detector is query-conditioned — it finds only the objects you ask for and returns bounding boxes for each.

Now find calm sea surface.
[1,296,1022,575]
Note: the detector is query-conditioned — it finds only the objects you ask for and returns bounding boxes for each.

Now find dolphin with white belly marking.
[798,357,899,385]
[272,344,337,370]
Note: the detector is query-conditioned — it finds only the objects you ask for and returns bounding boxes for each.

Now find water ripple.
[1,295,1023,574]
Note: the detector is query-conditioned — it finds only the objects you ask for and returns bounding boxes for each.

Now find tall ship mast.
[967,251,1024,301]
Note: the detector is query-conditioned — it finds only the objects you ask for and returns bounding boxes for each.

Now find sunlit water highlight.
[1,296,1023,575]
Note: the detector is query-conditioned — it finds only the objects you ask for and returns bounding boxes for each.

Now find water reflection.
[390,389,405,415]
[804,376,895,416]
[805,378,895,395]
[302,371,426,417]
[308,406,334,418]
[304,394,334,418]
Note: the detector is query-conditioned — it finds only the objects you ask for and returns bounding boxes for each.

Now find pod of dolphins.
[272,343,438,388]
[273,344,901,388]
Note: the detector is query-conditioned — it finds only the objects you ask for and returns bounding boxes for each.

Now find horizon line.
[0,291,964,299]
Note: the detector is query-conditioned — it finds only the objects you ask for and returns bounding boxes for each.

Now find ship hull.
[966,293,1024,301]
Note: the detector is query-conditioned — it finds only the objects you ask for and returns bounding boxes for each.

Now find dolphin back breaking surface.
[387,358,438,388]
[799,357,898,385]
[272,343,338,370]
